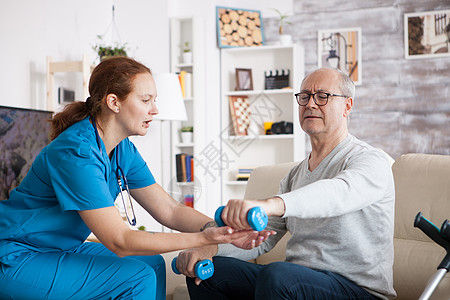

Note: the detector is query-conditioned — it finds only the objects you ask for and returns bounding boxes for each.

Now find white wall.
[0,0,170,109]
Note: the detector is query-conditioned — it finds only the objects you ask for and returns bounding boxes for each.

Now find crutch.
[414,212,450,300]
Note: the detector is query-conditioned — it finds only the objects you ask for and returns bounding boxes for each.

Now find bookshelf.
[169,17,207,214]
[220,44,306,203]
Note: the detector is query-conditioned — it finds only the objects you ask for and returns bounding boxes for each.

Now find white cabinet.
[169,17,207,214]
[220,45,306,203]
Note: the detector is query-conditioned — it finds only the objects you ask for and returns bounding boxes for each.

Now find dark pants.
[187,256,379,300]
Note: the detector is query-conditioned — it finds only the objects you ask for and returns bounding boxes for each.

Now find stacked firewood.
[218,8,263,47]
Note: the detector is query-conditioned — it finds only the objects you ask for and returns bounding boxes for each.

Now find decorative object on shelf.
[92,6,129,61]
[271,121,293,135]
[235,68,253,90]
[318,27,362,85]
[264,69,290,90]
[180,126,193,144]
[270,8,293,45]
[182,41,193,64]
[404,10,450,59]
[216,7,264,48]
[264,121,274,135]
[229,96,251,136]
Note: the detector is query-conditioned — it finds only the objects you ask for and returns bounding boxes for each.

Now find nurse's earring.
[115,109,119,113]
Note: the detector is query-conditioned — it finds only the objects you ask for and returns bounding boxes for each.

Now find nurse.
[0,57,269,300]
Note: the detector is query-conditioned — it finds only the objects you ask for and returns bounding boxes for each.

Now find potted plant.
[92,35,128,61]
[182,41,192,64]
[270,8,293,45]
[180,126,193,143]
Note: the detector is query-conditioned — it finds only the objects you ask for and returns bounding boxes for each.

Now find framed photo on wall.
[318,28,362,85]
[216,7,264,48]
[235,68,253,91]
[404,10,450,59]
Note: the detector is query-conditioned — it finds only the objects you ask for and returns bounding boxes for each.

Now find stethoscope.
[92,117,137,226]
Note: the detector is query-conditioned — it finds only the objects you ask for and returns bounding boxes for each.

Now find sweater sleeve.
[278,149,392,219]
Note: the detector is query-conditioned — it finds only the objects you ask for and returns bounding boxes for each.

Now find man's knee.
[257,262,288,285]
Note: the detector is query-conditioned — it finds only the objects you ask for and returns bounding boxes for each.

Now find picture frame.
[228,95,250,136]
[216,6,264,48]
[318,27,362,85]
[235,68,253,91]
[404,10,450,59]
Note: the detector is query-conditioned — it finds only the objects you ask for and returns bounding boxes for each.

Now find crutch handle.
[414,212,448,249]
[441,220,450,241]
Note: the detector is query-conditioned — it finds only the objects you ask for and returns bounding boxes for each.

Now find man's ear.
[106,94,120,113]
[343,97,353,117]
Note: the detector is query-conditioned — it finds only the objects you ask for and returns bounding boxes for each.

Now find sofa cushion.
[393,153,450,241]
[392,153,450,299]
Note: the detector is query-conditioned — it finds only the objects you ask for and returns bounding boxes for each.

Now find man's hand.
[220,198,285,230]
[177,246,218,285]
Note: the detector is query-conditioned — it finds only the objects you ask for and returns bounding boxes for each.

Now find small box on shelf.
[264,69,290,90]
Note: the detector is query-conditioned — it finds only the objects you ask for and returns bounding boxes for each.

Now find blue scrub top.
[0,117,156,266]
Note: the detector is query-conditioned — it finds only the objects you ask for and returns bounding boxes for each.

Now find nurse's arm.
[130,183,212,232]
[78,206,249,257]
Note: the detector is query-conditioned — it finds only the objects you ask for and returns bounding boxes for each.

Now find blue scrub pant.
[0,242,165,300]
[186,256,379,300]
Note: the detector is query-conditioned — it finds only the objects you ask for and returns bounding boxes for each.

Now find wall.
[262,0,450,159]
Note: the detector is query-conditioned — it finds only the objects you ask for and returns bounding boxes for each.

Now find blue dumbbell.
[171,257,214,280]
[214,205,268,231]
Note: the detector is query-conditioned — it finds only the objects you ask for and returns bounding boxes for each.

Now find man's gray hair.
[302,67,355,98]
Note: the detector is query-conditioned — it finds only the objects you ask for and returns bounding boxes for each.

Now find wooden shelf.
[46,54,94,111]
[225,181,248,186]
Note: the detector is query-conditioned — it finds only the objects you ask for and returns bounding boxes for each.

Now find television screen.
[0,106,53,200]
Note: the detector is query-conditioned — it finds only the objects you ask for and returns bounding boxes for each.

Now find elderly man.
[178,68,396,299]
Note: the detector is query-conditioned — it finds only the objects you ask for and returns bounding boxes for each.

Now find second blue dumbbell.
[171,257,214,280]
[214,206,268,231]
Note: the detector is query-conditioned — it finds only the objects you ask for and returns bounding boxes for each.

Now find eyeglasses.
[117,169,137,226]
[295,92,347,106]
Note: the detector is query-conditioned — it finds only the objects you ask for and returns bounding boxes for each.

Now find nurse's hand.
[230,229,275,250]
[201,226,255,245]
[202,226,274,249]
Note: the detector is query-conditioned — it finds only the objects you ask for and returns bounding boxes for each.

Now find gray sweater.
[218,135,396,299]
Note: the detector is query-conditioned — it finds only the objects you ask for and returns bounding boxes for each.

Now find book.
[185,155,193,182]
[179,70,187,98]
[184,72,193,98]
[175,154,184,182]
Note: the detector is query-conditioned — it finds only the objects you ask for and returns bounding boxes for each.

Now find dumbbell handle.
[214,206,268,231]
[171,257,214,280]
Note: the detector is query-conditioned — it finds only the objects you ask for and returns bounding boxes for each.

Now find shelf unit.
[169,17,207,214]
[220,44,306,203]
[46,54,94,112]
